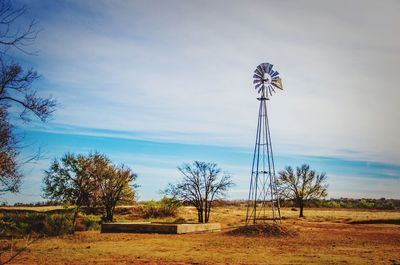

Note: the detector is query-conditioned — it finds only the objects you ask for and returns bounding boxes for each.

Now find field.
[1,206,400,265]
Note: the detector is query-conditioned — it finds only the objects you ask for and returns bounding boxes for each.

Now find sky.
[3,0,399,204]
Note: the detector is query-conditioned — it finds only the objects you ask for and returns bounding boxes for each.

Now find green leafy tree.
[166,161,234,223]
[88,153,137,222]
[277,164,328,217]
[43,153,93,225]
[43,153,137,224]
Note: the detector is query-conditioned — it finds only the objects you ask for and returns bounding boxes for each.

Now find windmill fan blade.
[269,70,275,77]
[271,71,279,78]
[267,63,273,73]
[269,85,276,93]
[253,79,260,84]
[255,83,263,89]
[261,63,267,71]
[262,63,268,73]
[253,73,262,79]
[255,68,263,76]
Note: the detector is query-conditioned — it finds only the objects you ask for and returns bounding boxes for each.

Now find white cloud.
[15,0,400,165]
[328,174,400,199]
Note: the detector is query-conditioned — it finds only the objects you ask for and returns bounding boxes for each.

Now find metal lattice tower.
[246,62,283,224]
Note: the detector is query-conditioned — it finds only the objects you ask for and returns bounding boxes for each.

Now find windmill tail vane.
[246,62,283,225]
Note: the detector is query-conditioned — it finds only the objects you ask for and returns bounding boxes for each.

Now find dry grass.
[227,223,298,237]
[1,206,400,265]
[0,206,67,212]
[163,206,400,227]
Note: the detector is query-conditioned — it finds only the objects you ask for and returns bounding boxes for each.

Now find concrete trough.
[101,222,221,234]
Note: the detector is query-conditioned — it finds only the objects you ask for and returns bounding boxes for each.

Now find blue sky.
[3,0,399,203]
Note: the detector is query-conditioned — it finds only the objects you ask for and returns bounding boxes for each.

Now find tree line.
[41,157,329,222]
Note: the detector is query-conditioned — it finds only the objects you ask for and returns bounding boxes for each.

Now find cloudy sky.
[4,0,400,203]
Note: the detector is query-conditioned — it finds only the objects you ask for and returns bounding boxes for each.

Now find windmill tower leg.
[245,96,282,224]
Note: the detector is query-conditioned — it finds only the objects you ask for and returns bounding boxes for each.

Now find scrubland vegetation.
[0,204,399,264]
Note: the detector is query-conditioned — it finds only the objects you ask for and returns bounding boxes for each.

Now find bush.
[43,214,74,236]
[0,212,74,237]
[311,198,398,210]
[1,213,43,236]
[142,197,181,219]
[80,215,101,231]
[324,201,340,208]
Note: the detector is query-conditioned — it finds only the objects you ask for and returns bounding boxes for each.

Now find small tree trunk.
[72,205,81,233]
[205,201,212,223]
[106,209,112,222]
[204,200,208,223]
[197,207,203,223]
[109,204,117,222]
[72,207,79,226]
[299,201,304,218]
[104,203,114,222]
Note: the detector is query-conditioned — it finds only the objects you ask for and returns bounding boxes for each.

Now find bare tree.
[0,0,57,194]
[0,61,56,122]
[0,0,38,54]
[277,164,328,217]
[166,161,234,223]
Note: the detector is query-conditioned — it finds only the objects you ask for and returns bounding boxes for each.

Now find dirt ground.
[2,207,400,265]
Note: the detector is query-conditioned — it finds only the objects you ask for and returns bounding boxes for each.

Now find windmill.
[246,62,283,224]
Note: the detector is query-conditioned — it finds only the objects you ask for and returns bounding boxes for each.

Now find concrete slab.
[101,222,221,234]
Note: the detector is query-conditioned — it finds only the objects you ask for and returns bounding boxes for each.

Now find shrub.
[113,207,135,215]
[357,199,374,209]
[0,212,74,237]
[375,200,396,210]
[324,201,340,208]
[43,214,74,236]
[142,197,181,219]
[1,213,43,236]
[81,215,101,231]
